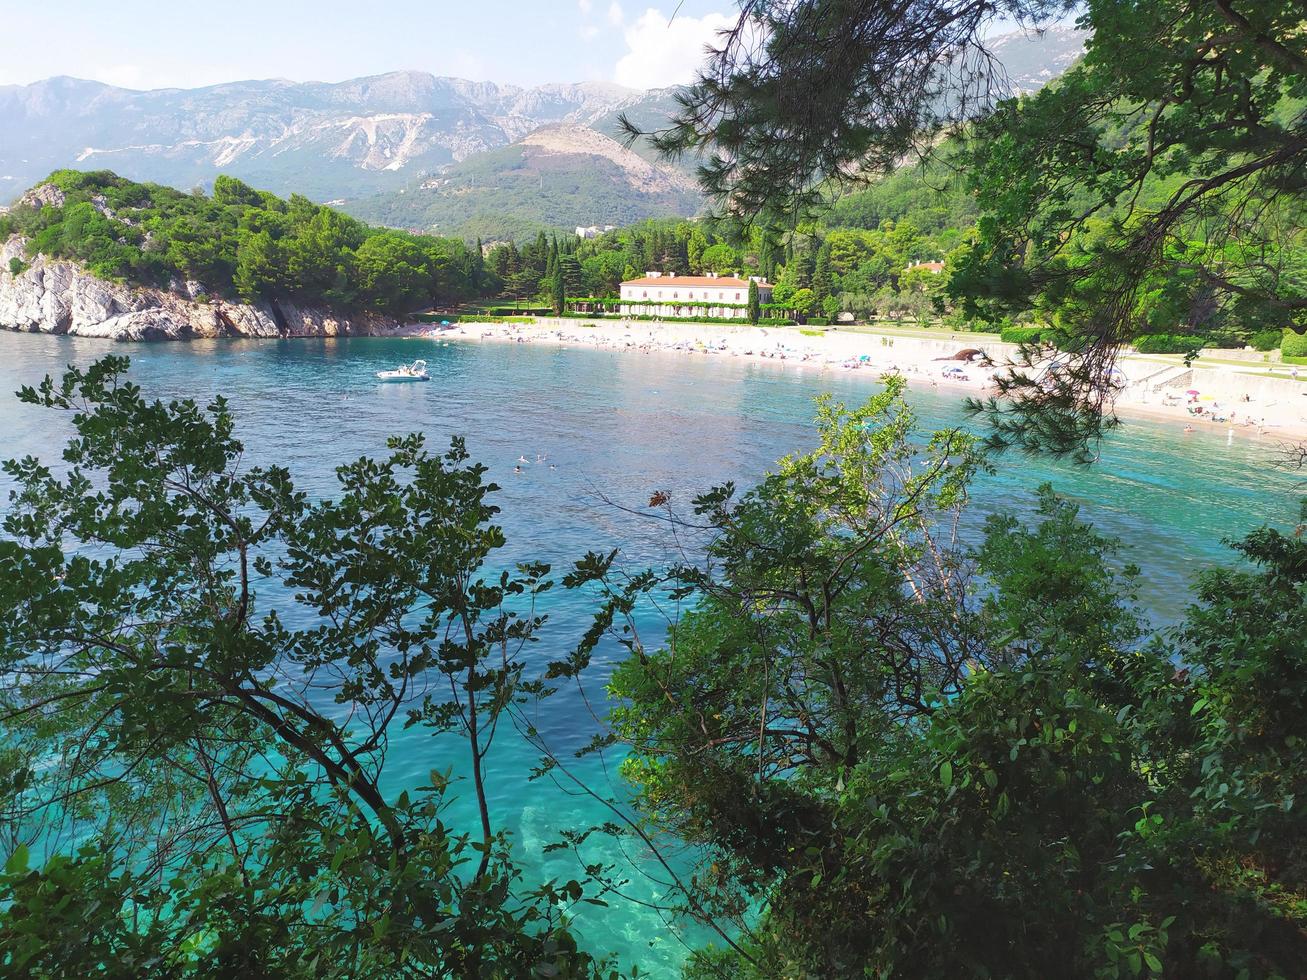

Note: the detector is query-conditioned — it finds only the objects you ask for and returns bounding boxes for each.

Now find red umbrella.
[1186,389,1200,395]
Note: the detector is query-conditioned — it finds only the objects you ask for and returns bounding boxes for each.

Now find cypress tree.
[812,242,833,302]
[533,231,549,272]
[472,237,485,294]
[550,256,565,316]
[747,279,761,324]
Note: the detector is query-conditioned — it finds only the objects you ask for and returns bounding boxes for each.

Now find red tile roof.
[621,276,769,288]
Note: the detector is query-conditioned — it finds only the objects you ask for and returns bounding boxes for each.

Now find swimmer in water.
[518,455,529,463]
[1184,424,1194,433]
[514,465,523,474]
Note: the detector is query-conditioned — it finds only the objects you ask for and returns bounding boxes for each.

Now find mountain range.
[0,27,1086,239]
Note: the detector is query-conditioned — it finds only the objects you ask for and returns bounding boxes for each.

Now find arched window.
[673,292,679,299]
[642,291,648,298]
[735,292,741,301]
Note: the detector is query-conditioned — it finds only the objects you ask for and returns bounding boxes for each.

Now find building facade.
[618,273,773,319]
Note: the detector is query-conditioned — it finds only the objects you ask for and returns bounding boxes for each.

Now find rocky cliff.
[0,235,402,341]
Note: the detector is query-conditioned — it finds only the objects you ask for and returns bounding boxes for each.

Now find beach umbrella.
[1186,389,1200,395]
[441,320,450,326]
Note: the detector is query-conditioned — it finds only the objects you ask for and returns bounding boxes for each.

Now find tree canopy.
[638,0,1306,456]
[564,384,1307,976]
[0,358,608,977]
[0,171,481,315]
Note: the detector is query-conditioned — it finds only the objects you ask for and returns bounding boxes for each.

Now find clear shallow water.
[0,331,1298,973]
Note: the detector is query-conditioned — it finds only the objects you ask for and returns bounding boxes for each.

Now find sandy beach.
[427,318,1307,444]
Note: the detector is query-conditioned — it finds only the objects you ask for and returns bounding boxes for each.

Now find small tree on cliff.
[747,279,761,324]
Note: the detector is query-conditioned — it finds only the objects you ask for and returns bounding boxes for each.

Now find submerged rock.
[0,234,403,341]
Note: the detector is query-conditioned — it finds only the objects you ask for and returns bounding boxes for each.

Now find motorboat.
[376,359,431,382]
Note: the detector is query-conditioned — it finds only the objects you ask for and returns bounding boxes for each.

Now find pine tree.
[747,279,761,324]
[559,255,584,298]
[533,231,550,272]
[472,237,485,294]
[797,247,816,289]
[550,254,566,316]
[759,235,776,282]
[812,242,833,302]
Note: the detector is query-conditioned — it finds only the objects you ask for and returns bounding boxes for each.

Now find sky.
[0,0,739,92]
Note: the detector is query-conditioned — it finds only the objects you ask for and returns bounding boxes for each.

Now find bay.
[0,331,1297,974]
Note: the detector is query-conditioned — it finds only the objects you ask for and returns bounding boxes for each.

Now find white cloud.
[613,8,732,90]
[607,1,624,26]
[580,23,601,40]
[578,0,593,13]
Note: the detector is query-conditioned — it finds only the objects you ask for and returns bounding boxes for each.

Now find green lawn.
[835,321,1003,342]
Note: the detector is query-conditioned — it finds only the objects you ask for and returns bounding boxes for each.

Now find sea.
[0,331,1298,974]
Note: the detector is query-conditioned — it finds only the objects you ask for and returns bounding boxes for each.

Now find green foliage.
[414,312,536,324]
[955,0,1306,454]
[488,209,966,325]
[1281,330,1307,358]
[578,391,1307,976]
[4,170,480,314]
[747,279,761,324]
[631,0,1304,456]
[6,257,27,277]
[1132,334,1206,354]
[1000,325,1044,344]
[1250,329,1284,351]
[0,358,609,977]
[549,243,566,316]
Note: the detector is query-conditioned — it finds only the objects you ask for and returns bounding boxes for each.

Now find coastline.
[432,319,1307,444]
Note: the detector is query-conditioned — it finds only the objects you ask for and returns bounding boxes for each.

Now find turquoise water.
[0,331,1298,973]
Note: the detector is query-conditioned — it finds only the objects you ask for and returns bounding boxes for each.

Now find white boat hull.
[376,359,431,382]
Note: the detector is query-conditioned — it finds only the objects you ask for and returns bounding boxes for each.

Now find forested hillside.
[476,156,982,324]
[0,160,983,326]
[0,170,484,314]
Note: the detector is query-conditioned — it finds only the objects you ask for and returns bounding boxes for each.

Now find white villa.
[618,272,773,319]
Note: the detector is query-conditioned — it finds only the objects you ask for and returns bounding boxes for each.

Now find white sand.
[424,318,1307,444]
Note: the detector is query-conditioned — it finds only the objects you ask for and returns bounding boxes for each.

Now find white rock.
[0,234,402,342]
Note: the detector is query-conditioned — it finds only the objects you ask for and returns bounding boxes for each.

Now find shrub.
[1000,326,1044,344]
[7,257,28,277]
[1250,329,1283,351]
[1133,333,1204,354]
[1281,330,1307,358]
[417,313,535,325]
[806,317,830,327]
